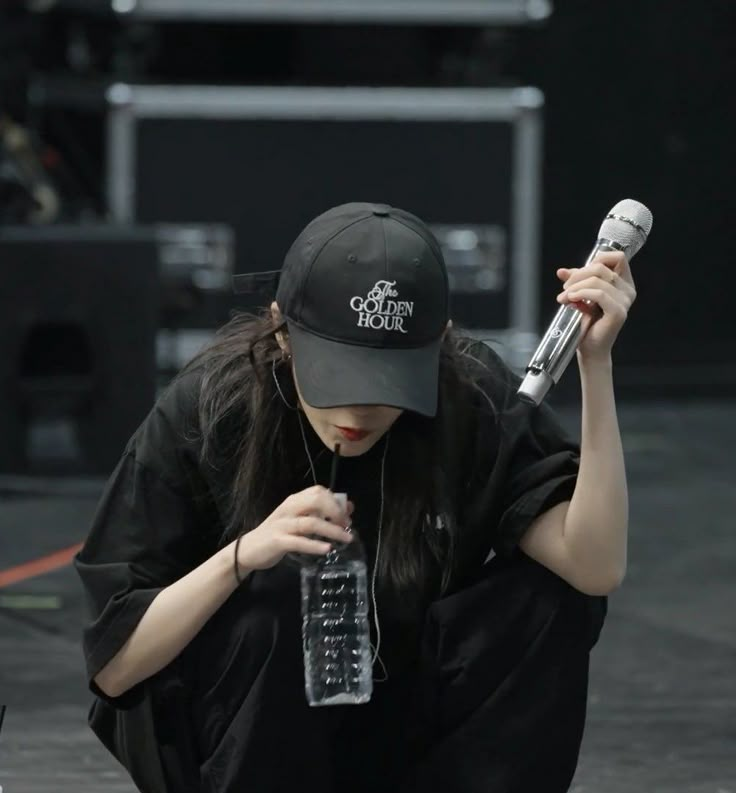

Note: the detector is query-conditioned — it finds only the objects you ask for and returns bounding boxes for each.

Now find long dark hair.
[182,311,497,608]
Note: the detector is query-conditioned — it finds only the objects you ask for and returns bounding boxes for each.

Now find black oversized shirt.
[75,341,581,792]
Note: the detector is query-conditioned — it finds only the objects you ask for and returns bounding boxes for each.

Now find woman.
[76,202,635,793]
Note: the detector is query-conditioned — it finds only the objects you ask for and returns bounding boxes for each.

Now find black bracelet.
[233,533,246,585]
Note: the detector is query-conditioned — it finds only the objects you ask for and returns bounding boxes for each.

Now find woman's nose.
[344,406,381,421]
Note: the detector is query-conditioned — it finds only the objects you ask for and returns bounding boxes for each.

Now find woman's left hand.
[556,250,637,362]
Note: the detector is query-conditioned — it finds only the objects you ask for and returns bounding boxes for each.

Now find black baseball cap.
[273,202,449,417]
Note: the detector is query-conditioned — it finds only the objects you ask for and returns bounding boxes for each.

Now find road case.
[0,225,159,474]
[114,85,544,362]
[36,83,545,365]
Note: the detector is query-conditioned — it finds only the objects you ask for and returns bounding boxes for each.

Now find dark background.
[2,0,734,474]
[2,2,735,410]
[1,3,736,791]
[1,1,735,473]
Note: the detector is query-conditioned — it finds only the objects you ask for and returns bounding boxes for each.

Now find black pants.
[402,554,606,792]
[93,553,606,793]
[323,553,606,793]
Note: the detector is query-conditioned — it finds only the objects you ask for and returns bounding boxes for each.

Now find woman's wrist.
[232,534,251,585]
[577,349,613,373]
[212,539,250,591]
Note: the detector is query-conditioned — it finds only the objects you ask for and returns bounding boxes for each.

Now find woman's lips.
[336,426,371,442]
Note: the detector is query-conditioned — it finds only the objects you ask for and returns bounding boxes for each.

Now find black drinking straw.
[329,443,341,492]
[0,704,6,739]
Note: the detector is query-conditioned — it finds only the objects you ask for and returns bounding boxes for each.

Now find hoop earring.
[272,357,297,410]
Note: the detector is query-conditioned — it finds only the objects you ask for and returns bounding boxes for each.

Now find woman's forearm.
[94,541,244,698]
[563,354,628,590]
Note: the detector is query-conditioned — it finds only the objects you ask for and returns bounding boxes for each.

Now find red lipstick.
[336,427,370,442]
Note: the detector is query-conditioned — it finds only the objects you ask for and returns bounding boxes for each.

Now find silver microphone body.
[517,199,653,406]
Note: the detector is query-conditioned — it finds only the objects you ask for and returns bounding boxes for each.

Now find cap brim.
[287,321,441,417]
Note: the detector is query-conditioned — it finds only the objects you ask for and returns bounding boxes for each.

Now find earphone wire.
[295,409,318,485]
[371,433,390,681]
[272,357,298,411]
[295,407,389,682]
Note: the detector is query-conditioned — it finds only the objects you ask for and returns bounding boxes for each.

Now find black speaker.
[0,225,159,475]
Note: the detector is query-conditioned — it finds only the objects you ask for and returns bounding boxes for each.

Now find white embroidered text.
[349,280,413,333]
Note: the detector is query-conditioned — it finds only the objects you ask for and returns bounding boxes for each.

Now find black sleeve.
[463,342,580,559]
[74,371,219,710]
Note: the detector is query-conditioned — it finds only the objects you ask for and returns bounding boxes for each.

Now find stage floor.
[1,400,735,792]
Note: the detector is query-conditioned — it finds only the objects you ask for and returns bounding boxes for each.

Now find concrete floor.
[1,400,735,792]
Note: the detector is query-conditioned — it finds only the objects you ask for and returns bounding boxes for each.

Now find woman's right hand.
[235,486,354,572]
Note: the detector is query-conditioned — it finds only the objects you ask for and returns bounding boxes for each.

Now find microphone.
[517,199,654,405]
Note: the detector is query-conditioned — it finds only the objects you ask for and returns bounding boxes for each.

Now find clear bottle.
[300,493,373,706]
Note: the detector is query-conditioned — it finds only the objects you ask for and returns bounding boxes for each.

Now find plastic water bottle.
[300,493,373,706]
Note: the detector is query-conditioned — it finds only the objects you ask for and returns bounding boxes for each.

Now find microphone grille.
[597,198,653,260]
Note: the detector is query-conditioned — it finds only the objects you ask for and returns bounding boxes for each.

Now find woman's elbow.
[94,662,131,699]
[575,565,626,596]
